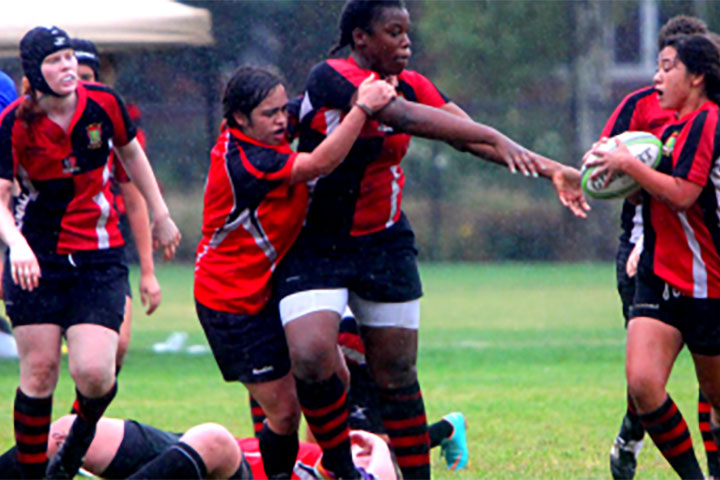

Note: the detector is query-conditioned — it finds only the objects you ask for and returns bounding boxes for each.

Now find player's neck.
[39,91,78,132]
[678,91,708,118]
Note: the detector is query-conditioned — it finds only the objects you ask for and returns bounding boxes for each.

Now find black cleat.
[610,436,643,480]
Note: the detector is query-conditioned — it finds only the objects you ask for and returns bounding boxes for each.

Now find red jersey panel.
[298,57,448,238]
[600,87,676,245]
[642,101,720,298]
[0,82,136,254]
[236,437,322,479]
[194,128,306,314]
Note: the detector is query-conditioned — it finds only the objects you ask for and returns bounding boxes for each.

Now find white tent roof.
[0,0,213,57]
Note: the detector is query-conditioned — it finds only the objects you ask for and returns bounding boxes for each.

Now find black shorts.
[275,212,423,302]
[3,248,127,332]
[630,271,720,355]
[196,299,291,383]
[616,240,637,325]
[101,420,180,479]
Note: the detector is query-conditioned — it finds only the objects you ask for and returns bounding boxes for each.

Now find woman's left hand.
[151,215,181,261]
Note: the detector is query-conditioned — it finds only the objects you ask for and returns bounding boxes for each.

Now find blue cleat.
[440,412,468,470]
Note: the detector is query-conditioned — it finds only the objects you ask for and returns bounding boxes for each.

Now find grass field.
[0,262,706,478]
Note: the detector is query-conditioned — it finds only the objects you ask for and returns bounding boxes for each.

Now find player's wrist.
[354,102,374,117]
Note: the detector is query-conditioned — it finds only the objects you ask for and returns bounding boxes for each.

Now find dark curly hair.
[329,0,405,55]
[657,15,708,49]
[660,34,720,105]
[222,66,283,129]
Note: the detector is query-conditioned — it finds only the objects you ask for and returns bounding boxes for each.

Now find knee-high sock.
[127,441,207,479]
[47,383,117,479]
[428,418,453,448]
[378,381,430,480]
[296,375,357,478]
[258,423,299,479]
[618,396,645,441]
[698,390,720,478]
[640,394,703,479]
[13,388,52,479]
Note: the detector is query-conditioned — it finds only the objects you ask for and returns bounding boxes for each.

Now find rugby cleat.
[440,412,469,470]
[610,436,643,480]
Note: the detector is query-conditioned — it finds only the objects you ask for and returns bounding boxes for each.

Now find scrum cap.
[20,26,72,96]
[71,38,99,80]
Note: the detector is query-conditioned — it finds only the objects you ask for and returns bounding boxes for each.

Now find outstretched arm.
[394,101,590,217]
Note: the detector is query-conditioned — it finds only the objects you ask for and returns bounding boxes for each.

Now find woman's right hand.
[8,238,40,291]
[495,136,543,176]
[356,74,396,114]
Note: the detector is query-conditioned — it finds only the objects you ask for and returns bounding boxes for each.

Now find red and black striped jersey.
[0,82,136,254]
[297,56,448,239]
[640,100,720,298]
[194,127,306,314]
[600,86,676,246]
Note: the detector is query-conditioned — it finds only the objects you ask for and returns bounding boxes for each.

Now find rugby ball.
[580,131,662,199]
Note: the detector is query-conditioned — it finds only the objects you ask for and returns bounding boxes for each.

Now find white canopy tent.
[0,0,213,57]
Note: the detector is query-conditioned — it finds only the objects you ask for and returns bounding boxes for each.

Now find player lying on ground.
[0,415,397,480]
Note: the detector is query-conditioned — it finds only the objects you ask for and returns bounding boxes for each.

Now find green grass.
[0,262,704,478]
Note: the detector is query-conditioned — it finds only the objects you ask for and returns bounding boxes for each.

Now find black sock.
[378,381,430,480]
[258,423,299,479]
[48,383,118,479]
[428,418,453,448]
[618,398,644,442]
[249,396,267,439]
[640,395,703,479]
[14,388,52,479]
[699,390,720,478]
[127,441,207,479]
[296,375,357,479]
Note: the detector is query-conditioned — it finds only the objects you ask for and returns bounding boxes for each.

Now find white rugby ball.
[580,131,662,199]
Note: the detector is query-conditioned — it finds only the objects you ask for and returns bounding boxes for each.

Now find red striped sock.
[640,394,703,479]
[378,381,430,480]
[249,396,267,439]
[296,374,356,478]
[14,388,52,479]
[698,390,720,477]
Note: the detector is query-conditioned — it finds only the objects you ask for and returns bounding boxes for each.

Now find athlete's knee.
[370,357,417,389]
[70,362,115,396]
[21,357,60,395]
[290,341,337,381]
[627,368,665,410]
[267,402,301,434]
[182,423,241,476]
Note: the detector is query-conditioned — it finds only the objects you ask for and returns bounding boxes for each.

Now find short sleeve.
[0,105,17,180]
[398,70,448,108]
[673,110,718,186]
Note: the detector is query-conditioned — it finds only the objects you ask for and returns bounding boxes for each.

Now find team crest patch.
[86,123,103,149]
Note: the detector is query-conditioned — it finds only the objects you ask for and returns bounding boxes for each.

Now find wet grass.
[0,262,703,478]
